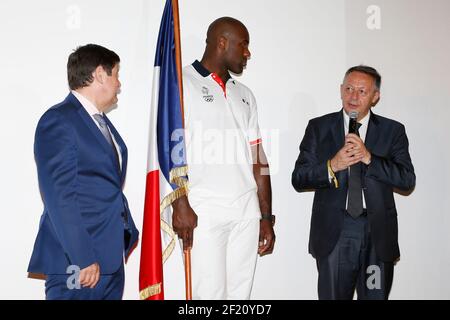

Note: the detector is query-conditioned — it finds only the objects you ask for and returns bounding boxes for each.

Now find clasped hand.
[330,133,371,172]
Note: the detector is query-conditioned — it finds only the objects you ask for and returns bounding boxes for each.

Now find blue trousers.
[45,263,125,300]
[316,212,394,300]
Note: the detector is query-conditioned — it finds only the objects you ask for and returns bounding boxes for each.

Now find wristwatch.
[260,213,276,226]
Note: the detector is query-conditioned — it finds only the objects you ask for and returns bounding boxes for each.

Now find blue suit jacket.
[28,93,139,275]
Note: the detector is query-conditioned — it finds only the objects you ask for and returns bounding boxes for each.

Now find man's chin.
[230,66,244,75]
[105,98,118,111]
[344,105,359,114]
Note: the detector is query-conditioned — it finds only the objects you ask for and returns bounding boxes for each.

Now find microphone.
[348,111,359,135]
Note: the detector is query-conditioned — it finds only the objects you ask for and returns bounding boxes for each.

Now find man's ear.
[371,90,380,106]
[92,65,106,85]
[218,36,228,51]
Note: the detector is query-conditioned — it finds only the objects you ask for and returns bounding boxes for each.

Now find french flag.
[139,0,187,300]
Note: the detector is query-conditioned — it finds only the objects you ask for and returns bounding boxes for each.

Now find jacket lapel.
[331,110,345,150]
[104,115,127,184]
[364,110,380,151]
[331,110,347,186]
[362,110,380,194]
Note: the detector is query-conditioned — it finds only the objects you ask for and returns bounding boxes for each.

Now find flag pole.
[172,0,192,301]
[172,0,185,127]
[184,248,192,300]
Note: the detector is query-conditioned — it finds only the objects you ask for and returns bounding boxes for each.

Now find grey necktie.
[93,113,114,145]
[93,113,121,171]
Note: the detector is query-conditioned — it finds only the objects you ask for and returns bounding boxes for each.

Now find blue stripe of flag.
[154,0,187,189]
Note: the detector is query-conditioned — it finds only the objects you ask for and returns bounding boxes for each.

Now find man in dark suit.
[292,65,415,300]
[28,44,139,300]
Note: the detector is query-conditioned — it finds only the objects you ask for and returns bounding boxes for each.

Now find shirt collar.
[192,60,232,83]
[192,60,210,77]
[71,90,102,116]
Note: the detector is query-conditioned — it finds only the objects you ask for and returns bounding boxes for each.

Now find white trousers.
[190,215,260,300]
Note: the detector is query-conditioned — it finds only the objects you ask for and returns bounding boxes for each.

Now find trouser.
[45,262,125,300]
[190,215,260,300]
[316,212,394,300]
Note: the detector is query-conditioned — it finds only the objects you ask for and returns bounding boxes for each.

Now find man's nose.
[245,48,251,59]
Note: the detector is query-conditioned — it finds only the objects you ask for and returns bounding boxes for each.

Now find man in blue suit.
[28,44,139,300]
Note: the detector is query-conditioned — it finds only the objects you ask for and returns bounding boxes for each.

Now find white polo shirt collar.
[192,60,234,97]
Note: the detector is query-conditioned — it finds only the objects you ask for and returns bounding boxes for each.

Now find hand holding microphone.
[331,111,369,172]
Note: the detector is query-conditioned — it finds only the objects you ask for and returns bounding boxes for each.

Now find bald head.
[201,17,251,76]
[206,17,248,46]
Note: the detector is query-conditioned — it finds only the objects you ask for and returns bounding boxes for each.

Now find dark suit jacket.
[28,93,139,275]
[292,110,415,262]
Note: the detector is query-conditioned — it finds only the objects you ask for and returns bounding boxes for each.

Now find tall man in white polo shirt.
[171,17,275,299]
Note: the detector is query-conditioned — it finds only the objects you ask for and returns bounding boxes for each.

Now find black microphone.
[348,111,359,135]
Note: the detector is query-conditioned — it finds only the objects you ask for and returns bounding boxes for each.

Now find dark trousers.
[316,212,394,300]
[45,262,125,300]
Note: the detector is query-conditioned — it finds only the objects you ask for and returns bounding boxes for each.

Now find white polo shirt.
[183,61,262,220]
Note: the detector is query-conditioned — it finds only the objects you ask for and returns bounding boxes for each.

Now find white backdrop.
[0,0,449,300]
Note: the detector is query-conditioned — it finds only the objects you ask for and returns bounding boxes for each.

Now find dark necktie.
[93,113,121,173]
[347,122,363,218]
